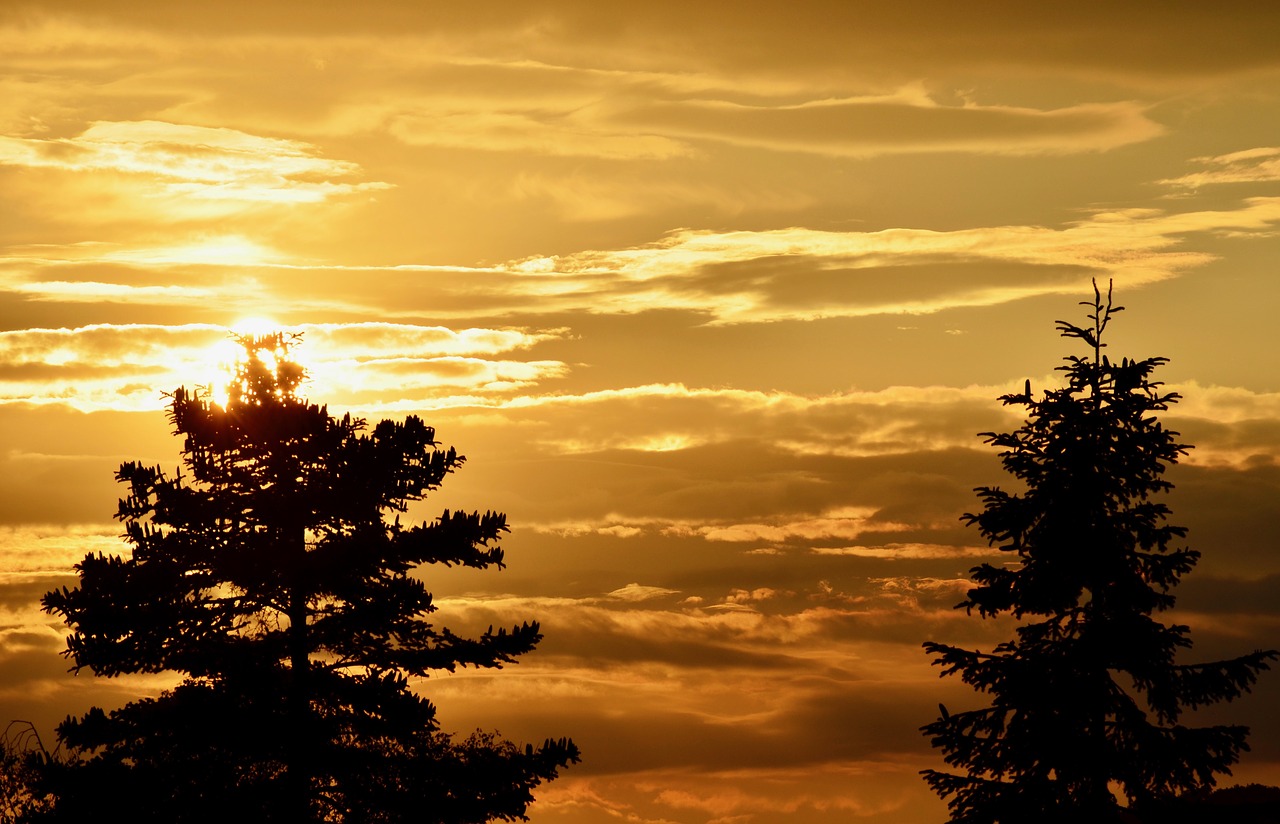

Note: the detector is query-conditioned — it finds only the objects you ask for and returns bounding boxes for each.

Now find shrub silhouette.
[921,283,1278,823]
[38,333,577,823]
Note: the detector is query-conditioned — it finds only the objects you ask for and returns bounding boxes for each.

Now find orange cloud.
[1162,147,1280,188]
[0,121,390,204]
[388,109,693,160]
[0,525,123,577]
[606,583,681,602]
[811,544,999,560]
[699,508,905,544]
[600,95,1163,158]
[0,322,567,411]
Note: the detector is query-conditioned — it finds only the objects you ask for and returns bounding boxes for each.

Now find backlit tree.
[921,283,1277,823]
[39,333,577,823]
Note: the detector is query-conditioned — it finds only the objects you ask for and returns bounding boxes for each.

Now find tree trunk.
[287,524,312,822]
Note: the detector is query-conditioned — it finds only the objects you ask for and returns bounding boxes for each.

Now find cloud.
[501,170,816,222]
[601,95,1163,158]
[1167,383,1280,467]
[412,381,1018,459]
[370,377,1280,544]
[298,323,558,358]
[435,579,997,666]
[388,109,693,160]
[1162,147,1280,188]
[0,120,390,204]
[811,543,1000,560]
[11,280,217,303]
[4,238,288,269]
[389,84,1161,161]
[0,526,124,576]
[19,2,1275,87]
[0,322,567,411]
[8,189,1280,329]
[534,763,945,824]
[724,587,784,605]
[698,508,906,545]
[480,197,1280,323]
[606,583,681,602]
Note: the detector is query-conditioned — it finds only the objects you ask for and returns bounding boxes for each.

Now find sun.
[196,316,286,408]
[229,316,283,338]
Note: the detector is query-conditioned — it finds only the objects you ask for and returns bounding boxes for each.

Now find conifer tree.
[38,333,577,823]
[921,282,1277,823]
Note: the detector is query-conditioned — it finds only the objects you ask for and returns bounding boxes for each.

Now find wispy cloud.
[388,109,694,160]
[390,87,1162,160]
[0,121,390,203]
[812,543,1001,560]
[698,507,905,544]
[478,198,1280,323]
[600,95,1163,158]
[0,525,122,577]
[1162,147,1280,188]
[19,196,1240,326]
[606,583,681,602]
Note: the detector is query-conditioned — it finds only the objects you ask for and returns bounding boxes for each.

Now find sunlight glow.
[199,337,242,409]
[230,316,283,337]
[192,317,285,408]
[104,236,278,266]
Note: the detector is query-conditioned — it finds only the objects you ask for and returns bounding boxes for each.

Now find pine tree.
[39,333,577,823]
[921,282,1277,823]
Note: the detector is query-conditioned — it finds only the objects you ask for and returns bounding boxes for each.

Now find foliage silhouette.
[0,722,54,822]
[38,333,577,823]
[1136,783,1280,823]
[921,282,1278,823]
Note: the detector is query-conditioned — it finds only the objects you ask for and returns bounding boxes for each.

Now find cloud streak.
[601,95,1163,158]
[0,121,390,204]
[12,196,1268,327]
[1163,147,1280,188]
[0,323,566,411]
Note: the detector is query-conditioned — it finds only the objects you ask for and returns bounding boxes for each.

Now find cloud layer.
[2,4,1279,823]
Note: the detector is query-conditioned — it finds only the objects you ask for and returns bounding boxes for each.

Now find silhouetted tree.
[1139,783,1280,824]
[0,723,53,822]
[921,282,1277,823]
[38,334,577,823]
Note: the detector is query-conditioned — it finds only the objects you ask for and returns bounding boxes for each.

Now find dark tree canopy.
[921,283,1277,823]
[38,333,577,823]
[0,723,54,822]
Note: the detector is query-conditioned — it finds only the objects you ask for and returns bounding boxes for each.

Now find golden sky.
[3,2,1280,821]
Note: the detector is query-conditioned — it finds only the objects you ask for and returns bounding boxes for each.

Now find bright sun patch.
[230,316,284,338]
[197,337,244,408]
[193,317,287,407]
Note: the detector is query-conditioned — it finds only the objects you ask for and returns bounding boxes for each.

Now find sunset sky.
[3,2,1280,821]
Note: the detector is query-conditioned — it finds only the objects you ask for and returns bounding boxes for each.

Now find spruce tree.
[39,333,577,823]
[921,282,1277,823]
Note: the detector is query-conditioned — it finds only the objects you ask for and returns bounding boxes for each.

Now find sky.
[2,2,1280,821]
